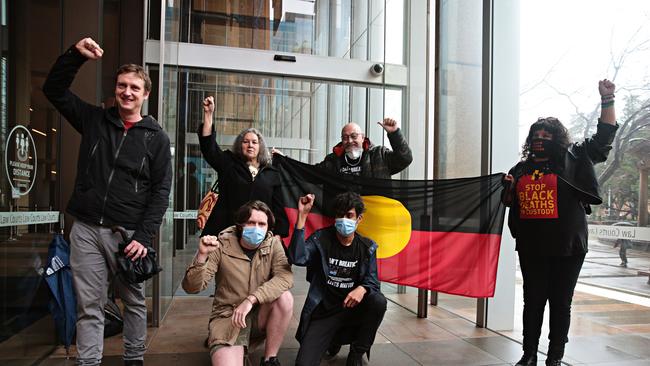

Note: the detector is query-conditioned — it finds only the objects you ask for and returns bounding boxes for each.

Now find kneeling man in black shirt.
[288,192,387,366]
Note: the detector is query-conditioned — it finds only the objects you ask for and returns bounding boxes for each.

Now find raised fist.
[378,117,398,133]
[203,96,215,114]
[198,235,220,256]
[75,37,104,60]
[598,79,615,96]
[298,194,315,215]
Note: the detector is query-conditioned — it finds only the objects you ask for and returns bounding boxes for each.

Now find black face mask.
[531,138,560,159]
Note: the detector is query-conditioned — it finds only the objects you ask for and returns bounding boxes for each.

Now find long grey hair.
[232,127,271,167]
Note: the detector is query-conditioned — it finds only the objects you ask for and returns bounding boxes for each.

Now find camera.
[370,63,384,76]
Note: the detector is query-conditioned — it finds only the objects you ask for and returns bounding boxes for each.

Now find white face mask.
[346,148,362,160]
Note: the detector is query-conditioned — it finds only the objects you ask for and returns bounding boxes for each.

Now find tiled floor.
[35,239,650,365]
[41,266,526,366]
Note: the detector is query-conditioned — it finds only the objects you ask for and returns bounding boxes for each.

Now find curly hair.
[332,191,365,218]
[232,128,271,167]
[521,117,572,160]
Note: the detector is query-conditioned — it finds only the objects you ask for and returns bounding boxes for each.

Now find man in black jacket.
[316,118,413,179]
[43,37,172,366]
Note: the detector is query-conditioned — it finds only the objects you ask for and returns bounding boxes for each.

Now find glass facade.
[0,0,61,360]
[436,0,483,179]
[0,0,517,362]
[150,0,405,63]
[175,70,403,161]
[0,1,145,363]
[147,0,412,319]
[148,71,404,318]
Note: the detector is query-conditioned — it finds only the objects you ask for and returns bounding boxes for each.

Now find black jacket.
[43,46,172,247]
[317,128,413,178]
[287,226,380,342]
[198,126,289,237]
[507,122,618,245]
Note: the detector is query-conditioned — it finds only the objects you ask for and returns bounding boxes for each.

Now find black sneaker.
[345,351,364,366]
[260,356,281,366]
[324,343,341,359]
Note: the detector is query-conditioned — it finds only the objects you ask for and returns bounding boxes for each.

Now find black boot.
[324,343,341,359]
[124,360,143,366]
[545,358,562,366]
[345,350,364,366]
[546,344,564,366]
[515,352,537,366]
[260,356,281,366]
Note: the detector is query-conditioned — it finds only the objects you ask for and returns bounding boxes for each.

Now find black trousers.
[617,239,630,264]
[295,291,387,366]
[518,253,585,358]
[619,245,628,264]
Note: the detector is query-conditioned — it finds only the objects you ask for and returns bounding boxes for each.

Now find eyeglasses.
[341,133,363,141]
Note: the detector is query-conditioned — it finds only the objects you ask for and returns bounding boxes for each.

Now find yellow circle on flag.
[356,195,412,259]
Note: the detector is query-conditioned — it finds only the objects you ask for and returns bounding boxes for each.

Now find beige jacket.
[181,226,293,345]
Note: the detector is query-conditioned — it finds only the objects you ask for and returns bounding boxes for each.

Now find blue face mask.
[335,218,357,236]
[242,226,267,247]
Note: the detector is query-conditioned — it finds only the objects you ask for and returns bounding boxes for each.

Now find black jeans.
[518,253,585,358]
[295,291,387,366]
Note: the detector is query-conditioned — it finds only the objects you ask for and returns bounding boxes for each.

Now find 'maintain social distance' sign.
[5,125,37,197]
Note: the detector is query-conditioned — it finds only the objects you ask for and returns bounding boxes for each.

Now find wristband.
[601,94,615,103]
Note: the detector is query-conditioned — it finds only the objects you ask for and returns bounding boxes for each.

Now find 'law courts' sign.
[589,225,650,242]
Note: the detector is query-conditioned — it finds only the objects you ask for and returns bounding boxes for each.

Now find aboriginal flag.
[274,155,507,298]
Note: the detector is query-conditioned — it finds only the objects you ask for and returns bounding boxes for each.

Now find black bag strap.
[107,279,117,302]
[210,178,219,193]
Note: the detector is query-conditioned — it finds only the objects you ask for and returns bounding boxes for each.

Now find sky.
[519,0,650,143]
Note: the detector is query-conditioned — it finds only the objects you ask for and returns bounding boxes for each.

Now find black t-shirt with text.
[513,160,588,256]
[312,230,365,318]
[339,154,363,176]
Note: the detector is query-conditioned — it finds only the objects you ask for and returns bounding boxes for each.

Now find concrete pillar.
[484,0,519,331]
[409,0,428,317]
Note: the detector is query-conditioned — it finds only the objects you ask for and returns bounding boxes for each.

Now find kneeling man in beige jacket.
[183,200,294,366]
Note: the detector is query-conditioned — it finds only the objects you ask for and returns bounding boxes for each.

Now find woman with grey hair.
[198,96,288,238]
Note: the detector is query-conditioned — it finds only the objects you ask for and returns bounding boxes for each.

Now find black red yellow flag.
[275,155,506,298]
